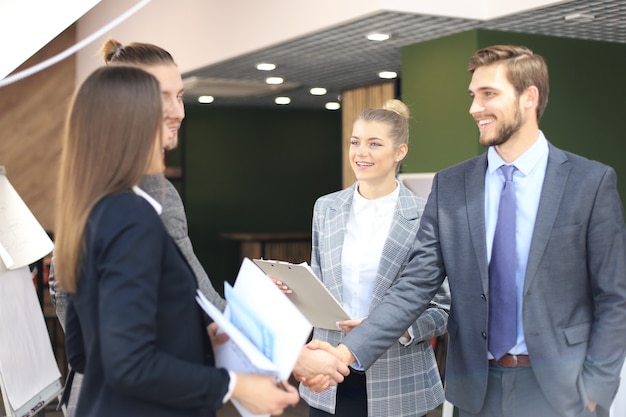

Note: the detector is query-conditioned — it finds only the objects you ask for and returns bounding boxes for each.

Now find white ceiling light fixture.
[310,87,327,96]
[366,32,391,41]
[325,102,341,110]
[275,96,291,105]
[564,13,595,23]
[266,76,284,85]
[256,62,276,71]
[378,71,397,79]
[198,95,214,104]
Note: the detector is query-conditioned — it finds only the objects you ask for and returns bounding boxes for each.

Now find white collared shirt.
[341,182,399,319]
[132,185,162,215]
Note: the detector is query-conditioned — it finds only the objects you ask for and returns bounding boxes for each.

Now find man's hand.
[306,339,356,367]
[293,343,350,392]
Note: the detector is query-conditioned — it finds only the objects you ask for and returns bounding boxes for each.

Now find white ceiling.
[6,0,621,109]
[179,0,624,109]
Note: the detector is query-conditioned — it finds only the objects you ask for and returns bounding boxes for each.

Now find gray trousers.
[458,367,606,417]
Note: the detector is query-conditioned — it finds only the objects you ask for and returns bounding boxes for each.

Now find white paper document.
[0,263,61,411]
[253,259,352,329]
[196,258,312,417]
[0,171,53,269]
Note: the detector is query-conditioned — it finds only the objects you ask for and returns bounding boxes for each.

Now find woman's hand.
[207,322,229,349]
[335,317,365,333]
[270,277,293,295]
[231,373,300,415]
[293,344,350,392]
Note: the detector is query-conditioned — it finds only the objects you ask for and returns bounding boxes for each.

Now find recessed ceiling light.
[325,102,341,110]
[275,97,291,105]
[378,71,397,79]
[564,13,595,22]
[198,95,214,104]
[310,87,327,96]
[366,33,390,41]
[266,76,284,85]
[256,62,276,71]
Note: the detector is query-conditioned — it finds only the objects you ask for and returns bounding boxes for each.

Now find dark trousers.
[458,366,605,417]
[309,371,367,417]
[308,371,428,417]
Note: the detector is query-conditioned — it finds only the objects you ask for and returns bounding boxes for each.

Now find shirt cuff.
[223,371,237,403]
[350,351,365,371]
[399,326,415,346]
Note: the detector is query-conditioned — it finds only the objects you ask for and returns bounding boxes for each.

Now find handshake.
[292,339,355,393]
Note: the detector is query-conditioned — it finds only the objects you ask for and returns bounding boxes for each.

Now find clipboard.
[253,259,351,330]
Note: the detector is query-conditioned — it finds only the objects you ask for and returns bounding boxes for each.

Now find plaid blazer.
[300,182,450,416]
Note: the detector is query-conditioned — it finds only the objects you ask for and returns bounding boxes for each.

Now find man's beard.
[479,105,523,148]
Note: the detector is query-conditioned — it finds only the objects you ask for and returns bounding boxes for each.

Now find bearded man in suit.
[306,44,626,417]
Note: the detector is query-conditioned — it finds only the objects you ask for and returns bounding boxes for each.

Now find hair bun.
[383,99,410,119]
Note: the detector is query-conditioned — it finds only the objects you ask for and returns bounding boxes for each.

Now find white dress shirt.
[342,182,399,319]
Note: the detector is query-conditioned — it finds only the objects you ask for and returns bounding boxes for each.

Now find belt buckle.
[509,354,518,367]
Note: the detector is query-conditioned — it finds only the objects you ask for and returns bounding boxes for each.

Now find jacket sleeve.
[64,297,85,373]
[47,256,70,332]
[94,201,229,410]
[580,167,626,408]
[406,278,450,345]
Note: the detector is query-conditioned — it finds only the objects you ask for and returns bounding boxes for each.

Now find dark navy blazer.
[65,191,229,417]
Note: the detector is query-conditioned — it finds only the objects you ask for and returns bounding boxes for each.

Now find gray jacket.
[300,182,450,416]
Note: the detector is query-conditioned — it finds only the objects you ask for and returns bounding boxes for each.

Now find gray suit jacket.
[342,144,626,416]
[300,182,450,416]
[139,175,226,311]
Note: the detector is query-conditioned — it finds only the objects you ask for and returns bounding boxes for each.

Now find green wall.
[401,31,480,172]
[173,105,342,292]
[402,30,626,205]
[176,30,625,293]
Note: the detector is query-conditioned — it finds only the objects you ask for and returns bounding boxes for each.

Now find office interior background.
[1,0,625,292]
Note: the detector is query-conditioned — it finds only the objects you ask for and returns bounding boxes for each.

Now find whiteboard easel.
[0,166,62,417]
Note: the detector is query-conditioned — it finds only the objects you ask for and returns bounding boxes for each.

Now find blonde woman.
[299,100,450,417]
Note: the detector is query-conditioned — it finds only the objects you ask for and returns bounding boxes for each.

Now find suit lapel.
[370,184,421,307]
[524,144,569,292]
[466,155,490,294]
[324,186,354,303]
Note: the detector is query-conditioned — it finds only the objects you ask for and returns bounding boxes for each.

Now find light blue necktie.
[488,164,517,360]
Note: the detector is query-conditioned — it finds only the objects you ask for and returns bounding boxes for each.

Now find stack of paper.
[196,258,312,417]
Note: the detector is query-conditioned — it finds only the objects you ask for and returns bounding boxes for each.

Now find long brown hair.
[54,65,162,292]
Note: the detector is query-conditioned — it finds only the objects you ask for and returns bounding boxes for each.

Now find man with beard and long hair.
[302,44,626,417]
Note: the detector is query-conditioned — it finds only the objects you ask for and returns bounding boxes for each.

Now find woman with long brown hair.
[55,65,298,417]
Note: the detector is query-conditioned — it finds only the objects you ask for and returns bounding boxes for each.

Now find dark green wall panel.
[178,105,342,289]
[401,30,481,173]
[177,30,625,290]
[401,29,626,206]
